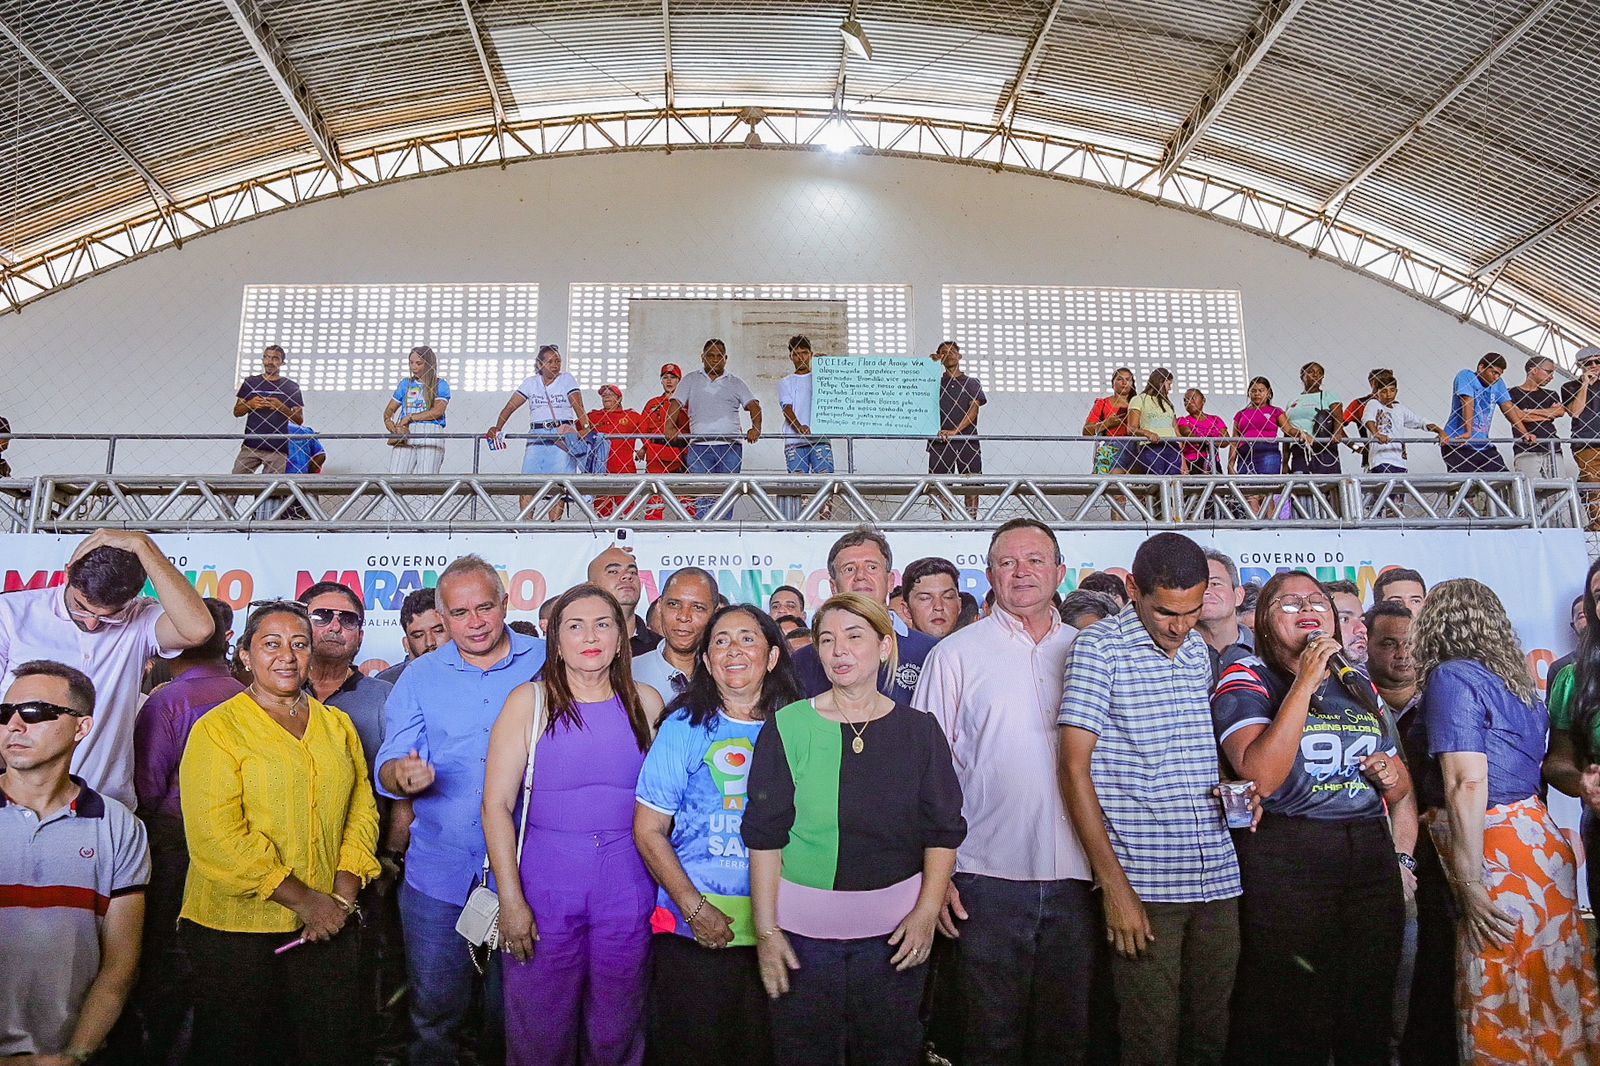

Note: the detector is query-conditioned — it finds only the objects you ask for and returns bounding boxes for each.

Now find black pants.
[1400,827,1458,1066]
[647,932,771,1066]
[1230,815,1404,1066]
[952,873,1097,1065]
[770,932,926,1066]
[132,828,191,1065]
[181,919,361,1066]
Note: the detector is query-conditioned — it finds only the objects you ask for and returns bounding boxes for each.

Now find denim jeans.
[780,440,834,519]
[953,872,1097,1065]
[400,881,503,1066]
[685,440,743,517]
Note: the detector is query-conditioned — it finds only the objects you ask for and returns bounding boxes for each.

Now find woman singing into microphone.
[1211,571,1411,1066]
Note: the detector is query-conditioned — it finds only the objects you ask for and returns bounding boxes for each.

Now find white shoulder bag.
[456,681,547,956]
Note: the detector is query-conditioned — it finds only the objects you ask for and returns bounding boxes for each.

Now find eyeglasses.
[0,700,89,725]
[65,590,132,628]
[308,608,363,629]
[1269,595,1332,615]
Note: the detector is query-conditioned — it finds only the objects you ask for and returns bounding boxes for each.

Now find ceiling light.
[839,18,872,61]
[820,116,856,154]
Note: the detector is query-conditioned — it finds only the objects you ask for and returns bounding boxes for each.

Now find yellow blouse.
[179,691,381,933]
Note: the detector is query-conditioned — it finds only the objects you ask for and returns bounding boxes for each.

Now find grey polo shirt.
[0,778,150,1055]
[316,669,394,777]
[676,370,756,438]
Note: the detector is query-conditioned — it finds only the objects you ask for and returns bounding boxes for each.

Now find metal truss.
[0,105,1592,367]
[2,472,1580,534]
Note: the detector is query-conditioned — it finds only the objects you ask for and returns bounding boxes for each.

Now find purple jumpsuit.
[503,696,654,1065]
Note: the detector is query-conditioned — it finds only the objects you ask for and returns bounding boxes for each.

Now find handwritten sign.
[812,356,941,437]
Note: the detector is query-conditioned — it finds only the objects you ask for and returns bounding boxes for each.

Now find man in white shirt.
[667,338,761,518]
[630,567,718,700]
[0,530,214,809]
[777,335,833,520]
[486,344,591,519]
[913,518,1092,1064]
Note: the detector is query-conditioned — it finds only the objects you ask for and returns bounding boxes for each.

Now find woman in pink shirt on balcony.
[1232,377,1294,517]
[1177,389,1227,474]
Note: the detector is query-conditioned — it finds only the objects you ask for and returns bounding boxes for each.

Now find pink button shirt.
[913,606,1090,882]
[0,587,176,808]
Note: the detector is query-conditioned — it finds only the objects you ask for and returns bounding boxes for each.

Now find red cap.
[659,363,683,378]
[599,383,623,398]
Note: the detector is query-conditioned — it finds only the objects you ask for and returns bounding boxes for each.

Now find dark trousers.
[1230,816,1404,1066]
[647,932,772,1066]
[770,932,925,1066]
[1441,443,1508,473]
[1400,828,1458,1066]
[953,872,1096,1065]
[131,829,191,1065]
[181,919,361,1066]
[1108,897,1239,1066]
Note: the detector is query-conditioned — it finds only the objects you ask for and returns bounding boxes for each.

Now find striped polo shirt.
[1057,607,1241,903]
[0,776,150,1055]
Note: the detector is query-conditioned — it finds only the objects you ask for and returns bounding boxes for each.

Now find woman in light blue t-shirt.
[383,345,451,474]
[634,604,803,1066]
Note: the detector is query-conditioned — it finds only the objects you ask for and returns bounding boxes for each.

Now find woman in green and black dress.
[742,592,965,1065]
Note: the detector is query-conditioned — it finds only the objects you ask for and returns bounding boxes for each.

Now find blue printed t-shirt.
[1445,368,1511,442]
[1419,658,1546,810]
[636,709,762,945]
[1212,655,1396,821]
[393,377,451,427]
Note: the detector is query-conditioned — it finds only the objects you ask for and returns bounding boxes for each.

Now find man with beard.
[1325,579,1368,665]
[0,529,213,809]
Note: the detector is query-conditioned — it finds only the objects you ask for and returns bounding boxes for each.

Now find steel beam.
[1319,0,1560,214]
[220,0,342,173]
[1153,0,1309,185]
[0,18,177,207]
[662,0,675,110]
[994,0,1065,127]
[459,0,509,131]
[1471,188,1600,280]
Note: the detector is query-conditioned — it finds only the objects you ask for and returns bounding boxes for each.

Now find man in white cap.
[588,383,641,518]
[1562,346,1600,529]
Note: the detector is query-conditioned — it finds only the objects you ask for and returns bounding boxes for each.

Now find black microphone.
[1318,636,1382,716]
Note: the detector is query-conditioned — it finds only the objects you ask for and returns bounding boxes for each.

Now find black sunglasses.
[0,700,89,725]
[308,607,363,629]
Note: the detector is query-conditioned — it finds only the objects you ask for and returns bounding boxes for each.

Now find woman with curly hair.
[1415,578,1600,1062]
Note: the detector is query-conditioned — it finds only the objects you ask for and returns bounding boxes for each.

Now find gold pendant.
[852,736,864,754]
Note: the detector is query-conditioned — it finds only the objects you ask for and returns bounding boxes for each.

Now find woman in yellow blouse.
[178,600,380,1066]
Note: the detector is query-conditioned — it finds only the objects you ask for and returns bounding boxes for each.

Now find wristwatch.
[1396,852,1418,873]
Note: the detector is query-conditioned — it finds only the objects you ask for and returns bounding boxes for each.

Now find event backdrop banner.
[0,528,1586,679]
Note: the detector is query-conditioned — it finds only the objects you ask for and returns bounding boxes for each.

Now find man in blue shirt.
[1443,352,1536,473]
[376,554,546,1066]
[789,526,937,703]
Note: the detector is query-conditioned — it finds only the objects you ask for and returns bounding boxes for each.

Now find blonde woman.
[384,346,451,474]
[1415,578,1600,1062]
[742,592,965,1064]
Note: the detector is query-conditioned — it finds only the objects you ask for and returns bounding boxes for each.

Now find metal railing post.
[105,436,117,475]
[846,437,856,474]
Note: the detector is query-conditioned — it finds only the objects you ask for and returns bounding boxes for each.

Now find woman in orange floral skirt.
[1415,578,1600,1065]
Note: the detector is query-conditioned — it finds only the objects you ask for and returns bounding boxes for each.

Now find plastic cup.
[1219,780,1255,829]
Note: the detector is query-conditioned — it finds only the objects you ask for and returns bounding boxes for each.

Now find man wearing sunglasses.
[298,581,392,776]
[0,529,213,811]
[0,659,150,1065]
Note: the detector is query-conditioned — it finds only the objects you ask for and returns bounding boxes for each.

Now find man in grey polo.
[668,338,762,517]
[299,580,393,773]
[1,659,150,1062]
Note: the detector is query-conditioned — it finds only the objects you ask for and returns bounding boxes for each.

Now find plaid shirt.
[1057,606,1242,903]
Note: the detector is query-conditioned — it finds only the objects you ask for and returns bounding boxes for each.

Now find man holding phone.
[232,345,305,475]
[1562,346,1600,529]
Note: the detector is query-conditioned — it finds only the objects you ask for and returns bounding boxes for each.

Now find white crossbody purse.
[456,682,546,954]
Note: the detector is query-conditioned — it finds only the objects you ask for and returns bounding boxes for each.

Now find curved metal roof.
[0,0,1595,357]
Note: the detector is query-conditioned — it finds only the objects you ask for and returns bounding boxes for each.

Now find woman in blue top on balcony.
[384,345,451,474]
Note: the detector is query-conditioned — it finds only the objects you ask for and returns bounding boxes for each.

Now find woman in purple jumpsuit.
[484,583,667,1065]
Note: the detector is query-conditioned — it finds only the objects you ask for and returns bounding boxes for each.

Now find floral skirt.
[1428,797,1600,1064]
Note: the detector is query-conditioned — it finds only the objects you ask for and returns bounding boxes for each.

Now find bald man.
[587,545,661,655]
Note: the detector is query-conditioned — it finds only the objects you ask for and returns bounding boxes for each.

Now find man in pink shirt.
[913,517,1091,1064]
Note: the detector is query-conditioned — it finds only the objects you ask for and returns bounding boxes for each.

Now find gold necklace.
[250,684,305,718]
[836,699,875,754]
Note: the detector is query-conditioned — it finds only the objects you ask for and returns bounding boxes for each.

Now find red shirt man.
[589,384,641,475]
[640,364,687,474]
